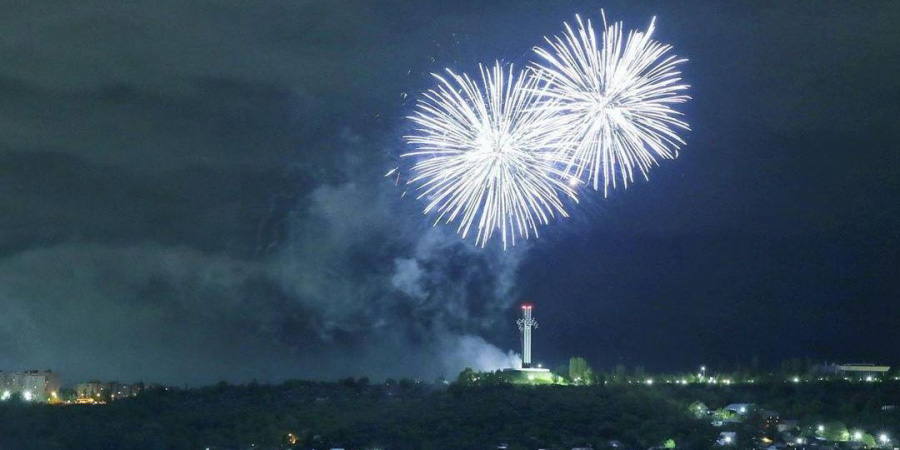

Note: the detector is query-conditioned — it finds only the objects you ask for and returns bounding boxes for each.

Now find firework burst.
[533,13,690,194]
[403,62,577,249]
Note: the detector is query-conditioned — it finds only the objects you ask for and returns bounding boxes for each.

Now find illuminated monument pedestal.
[504,303,552,383]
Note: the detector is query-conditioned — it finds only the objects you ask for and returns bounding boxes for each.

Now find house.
[724,403,752,415]
[717,432,736,446]
[712,418,742,427]
[776,420,798,433]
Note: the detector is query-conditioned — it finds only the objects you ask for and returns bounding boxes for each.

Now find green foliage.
[861,433,878,448]
[456,367,477,385]
[568,357,593,385]
[663,438,676,448]
[688,401,708,419]
[822,421,850,441]
[712,408,737,420]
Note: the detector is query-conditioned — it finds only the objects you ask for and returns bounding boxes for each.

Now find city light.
[22,391,33,401]
[738,406,746,414]
[645,378,654,385]
[880,434,890,444]
[792,377,800,383]
[723,436,732,444]
[853,431,863,441]
[817,425,825,433]
[796,438,805,444]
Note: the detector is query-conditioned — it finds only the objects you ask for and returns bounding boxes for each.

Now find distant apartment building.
[75,380,144,403]
[0,370,61,403]
[75,381,105,399]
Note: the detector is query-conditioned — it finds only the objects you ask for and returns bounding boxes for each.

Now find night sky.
[1,0,898,385]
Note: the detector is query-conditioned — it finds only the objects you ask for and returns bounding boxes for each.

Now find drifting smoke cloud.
[0,132,524,385]
[272,157,526,379]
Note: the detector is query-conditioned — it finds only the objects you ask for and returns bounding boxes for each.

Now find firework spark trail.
[532,13,691,195]
[403,62,578,249]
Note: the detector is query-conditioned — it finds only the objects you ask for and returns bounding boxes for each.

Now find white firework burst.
[403,62,577,249]
[533,13,691,195]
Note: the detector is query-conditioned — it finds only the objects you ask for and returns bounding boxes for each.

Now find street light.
[879,434,890,445]
[817,425,825,433]
[853,431,863,441]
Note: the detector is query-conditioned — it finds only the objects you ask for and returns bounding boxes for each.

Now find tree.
[859,433,878,449]
[688,401,709,419]
[456,368,476,385]
[822,422,849,442]
[568,357,593,384]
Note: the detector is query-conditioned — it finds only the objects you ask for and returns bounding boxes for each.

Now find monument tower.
[517,303,538,368]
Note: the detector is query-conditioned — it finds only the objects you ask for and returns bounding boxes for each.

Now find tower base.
[501,367,554,384]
